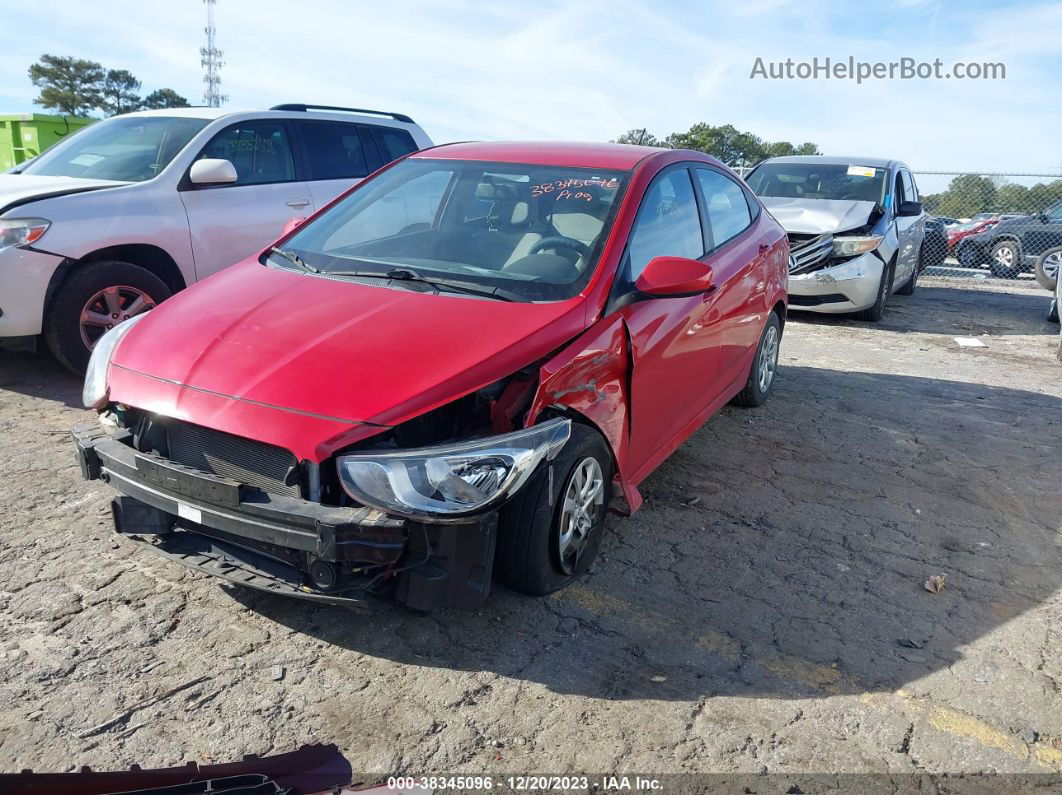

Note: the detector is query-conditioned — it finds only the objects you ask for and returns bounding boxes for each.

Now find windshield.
[17,116,208,182]
[277,158,628,302]
[747,162,888,205]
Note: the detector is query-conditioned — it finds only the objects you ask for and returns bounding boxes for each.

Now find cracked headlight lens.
[82,313,146,408]
[337,418,571,520]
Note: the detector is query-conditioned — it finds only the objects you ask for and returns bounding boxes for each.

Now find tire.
[495,423,613,596]
[957,243,980,269]
[731,311,782,408]
[897,248,921,296]
[44,260,171,373]
[988,240,1021,279]
[1033,246,1062,292]
[853,258,895,322]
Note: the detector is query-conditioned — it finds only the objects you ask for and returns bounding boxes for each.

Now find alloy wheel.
[79,285,157,349]
[557,457,605,575]
[1043,250,1062,282]
[994,246,1015,267]
[758,324,780,393]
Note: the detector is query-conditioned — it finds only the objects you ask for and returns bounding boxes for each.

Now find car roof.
[759,155,905,170]
[413,141,669,170]
[119,107,235,120]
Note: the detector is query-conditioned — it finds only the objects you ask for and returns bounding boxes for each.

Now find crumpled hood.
[0,174,126,214]
[761,197,878,235]
[111,260,587,429]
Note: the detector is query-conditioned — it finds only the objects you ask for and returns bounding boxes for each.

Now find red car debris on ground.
[73,141,788,611]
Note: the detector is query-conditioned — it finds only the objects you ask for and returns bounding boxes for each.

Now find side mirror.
[897,200,923,217]
[280,216,307,237]
[635,255,713,297]
[189,158,238,185]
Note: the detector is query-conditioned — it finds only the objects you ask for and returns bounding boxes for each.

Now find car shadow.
[0,349,84,408]
[231,365,1062,702]
[790,281,1056,338]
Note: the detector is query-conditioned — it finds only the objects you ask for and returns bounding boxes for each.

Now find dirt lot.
[0,277,1059,778]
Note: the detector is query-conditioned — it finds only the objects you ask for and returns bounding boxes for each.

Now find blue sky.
[1,0,1059,174]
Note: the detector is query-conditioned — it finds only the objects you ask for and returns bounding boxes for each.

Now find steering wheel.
[529,236,590,259]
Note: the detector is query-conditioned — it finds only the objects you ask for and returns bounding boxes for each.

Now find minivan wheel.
[731,311,782,408]
[989,240,1021,279]
[854,258,894,323]
[495,423,613,596]
[45,260,171,373]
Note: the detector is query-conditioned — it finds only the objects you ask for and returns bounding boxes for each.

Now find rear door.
[893,168,921,285]
[297,120,378,209]
[179,120,314,279]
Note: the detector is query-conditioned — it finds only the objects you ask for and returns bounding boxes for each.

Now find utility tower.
[200,0,227,107]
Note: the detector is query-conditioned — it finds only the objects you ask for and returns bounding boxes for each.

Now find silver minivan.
[0,104,432,370]
[745,156,925,322]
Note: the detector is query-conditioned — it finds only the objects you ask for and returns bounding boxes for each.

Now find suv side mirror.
[635,256,713,297]
[897,200,923,217]
[189,158,238,185]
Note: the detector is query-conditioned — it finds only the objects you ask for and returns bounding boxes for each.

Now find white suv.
[0,103,432,370]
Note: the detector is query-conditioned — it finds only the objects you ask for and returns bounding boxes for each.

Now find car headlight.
[337,418,572,520]
[0,218,50,252]
[832,235,883,258]
[82,313,147,408]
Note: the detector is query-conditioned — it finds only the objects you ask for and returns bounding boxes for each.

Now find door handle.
[286,198,311,208]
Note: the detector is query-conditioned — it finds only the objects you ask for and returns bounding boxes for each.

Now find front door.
[893,169,922,284]
[179,120,314,279]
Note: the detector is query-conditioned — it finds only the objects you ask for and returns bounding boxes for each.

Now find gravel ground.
[0,276,1059,778]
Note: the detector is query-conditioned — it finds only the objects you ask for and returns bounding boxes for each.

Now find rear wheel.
[731,311,782,408]
[44,260,170,373]
[495,424,613,596]
[989,240,1021,279]
[854,258,894,322]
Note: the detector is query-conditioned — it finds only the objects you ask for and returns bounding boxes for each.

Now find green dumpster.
[0,113,94,171]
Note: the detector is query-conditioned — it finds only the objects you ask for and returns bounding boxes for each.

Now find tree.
[763,140,821,158]
[141,88,190,110]
[922,174,997,218]
[28,54,104,116]
[629,122,821,168]
[100,69,142,116]
[612,128,663,147]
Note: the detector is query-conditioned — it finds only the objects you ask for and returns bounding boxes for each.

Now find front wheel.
[989,240,1021,279]
[495,424,613,596]
[731,311,782,408]
[853,258,894,322]
[897,249,921,295]
[44,261,170,373]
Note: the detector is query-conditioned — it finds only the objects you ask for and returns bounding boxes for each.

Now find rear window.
[299,121,370,180]
[374,128,418,162]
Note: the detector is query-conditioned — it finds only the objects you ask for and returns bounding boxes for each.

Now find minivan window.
[18,116,208,182]
[627,169,704,279]
[279,158,628,302]
[374,128,418,162]
[901,169,917,202]
[198,122,295,185]
[747,162,888,205]
[299,121,369,180]
[695,168,752,247]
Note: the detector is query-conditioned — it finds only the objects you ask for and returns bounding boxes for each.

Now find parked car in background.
[72,141,789,610]
[921,216,948,271]
[957,200,1062,278]
[746,155,925,321]
[0,103,432,370]
[948,218,999,261]
[935,216,961,226]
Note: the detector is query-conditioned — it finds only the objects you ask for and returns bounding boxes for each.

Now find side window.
[901,170,917,202]
[299,121,369,180]
[1046,202,1062,221]
[198,122,294,185]
[893,171,906,205]
[626,169,704,280]
[695,168,752,248]
[373,127,418,163]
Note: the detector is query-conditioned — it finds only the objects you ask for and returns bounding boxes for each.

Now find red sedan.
[73,141,788,610]
[947,218,998,254]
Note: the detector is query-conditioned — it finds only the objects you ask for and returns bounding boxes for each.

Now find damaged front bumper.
[72,424,496,612]
[787,252,886,313]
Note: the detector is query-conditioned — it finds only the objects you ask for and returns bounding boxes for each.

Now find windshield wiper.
[324,267,521,302]
[270,247,319,273]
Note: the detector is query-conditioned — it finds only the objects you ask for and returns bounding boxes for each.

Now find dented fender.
[526,315,642,512]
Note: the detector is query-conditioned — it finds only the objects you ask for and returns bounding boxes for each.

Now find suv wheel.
[989,240,1021,279]
[45,261,171,372]
[495,424,613,596]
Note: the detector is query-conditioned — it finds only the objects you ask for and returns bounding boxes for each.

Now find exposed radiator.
[166,421,300,498]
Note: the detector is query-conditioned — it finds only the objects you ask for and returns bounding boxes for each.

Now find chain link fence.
[912,171,1062,286]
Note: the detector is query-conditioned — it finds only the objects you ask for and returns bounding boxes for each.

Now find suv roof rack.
[269,103,414,124]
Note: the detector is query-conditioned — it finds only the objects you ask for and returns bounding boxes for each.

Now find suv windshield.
[747,162,888,205]
[278,158,628,302]
[17,116,209,182]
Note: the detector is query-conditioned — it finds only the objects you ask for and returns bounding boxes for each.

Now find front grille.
[166,421,300,498]
[788,232,834,273]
